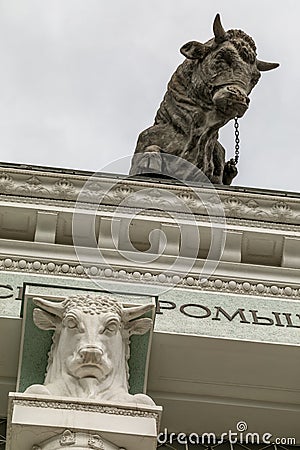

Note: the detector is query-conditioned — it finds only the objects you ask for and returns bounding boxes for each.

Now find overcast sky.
[0,0,297,191]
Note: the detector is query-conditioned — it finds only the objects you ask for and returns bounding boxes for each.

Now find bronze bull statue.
[130,14,279,184]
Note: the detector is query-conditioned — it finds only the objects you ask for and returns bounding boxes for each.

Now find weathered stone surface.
[130,14,279,184]
[25,294,155,406]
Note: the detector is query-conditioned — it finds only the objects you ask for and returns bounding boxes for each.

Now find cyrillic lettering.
[180,303,211,319]
[213,307,250,323]
[283,313,300,328]
[250,310,274,326]
[0,284,14,299]
[156,300,176,315]
[272,312,285,327]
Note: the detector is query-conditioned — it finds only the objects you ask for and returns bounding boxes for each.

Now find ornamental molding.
[1,192,300,233]
[0,168,300,226]
[1,257,300,299]
[12,398,160,424]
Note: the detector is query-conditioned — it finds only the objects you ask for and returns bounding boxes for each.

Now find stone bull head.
[130,14,279,185]
[25,294,155,405]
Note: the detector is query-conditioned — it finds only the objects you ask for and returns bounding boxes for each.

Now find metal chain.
[234,117,240,164]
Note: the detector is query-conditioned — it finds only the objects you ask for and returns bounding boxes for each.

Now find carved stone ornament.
[130,14,279,184]
[59,429,76,446]
[32,429,122,449]
[25,294,155,406]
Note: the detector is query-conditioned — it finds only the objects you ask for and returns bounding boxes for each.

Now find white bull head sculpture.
[25,294,155,405]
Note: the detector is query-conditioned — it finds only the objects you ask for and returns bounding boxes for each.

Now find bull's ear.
[127,318,152,336]
[180,41,210,60]
[33,308,58,330]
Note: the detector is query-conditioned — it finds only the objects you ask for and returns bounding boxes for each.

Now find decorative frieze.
[1,167,300,226]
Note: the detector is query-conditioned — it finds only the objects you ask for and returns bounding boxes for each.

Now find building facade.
[0,162,299,449]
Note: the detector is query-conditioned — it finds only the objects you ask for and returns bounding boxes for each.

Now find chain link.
[234,117,240,164]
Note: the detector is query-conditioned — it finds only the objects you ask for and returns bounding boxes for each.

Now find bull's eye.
[64,316,78,329]
[104,320,119,334]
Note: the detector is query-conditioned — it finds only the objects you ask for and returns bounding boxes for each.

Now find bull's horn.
[213,13,226,44]
[257,59,279,71]
[122,303,154,322]
[33,297,65,318]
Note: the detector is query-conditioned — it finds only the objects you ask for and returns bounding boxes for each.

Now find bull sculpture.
[129,14,279,184]
[25,294,155,406]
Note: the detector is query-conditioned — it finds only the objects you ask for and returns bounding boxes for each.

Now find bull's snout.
[78,346,103,365]
[213,85,250,118]
[68,344,112,381]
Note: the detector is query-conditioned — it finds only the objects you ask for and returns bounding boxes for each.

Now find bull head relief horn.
[122,303,154,322]
[213,13,226,44]
[33,297,64,317]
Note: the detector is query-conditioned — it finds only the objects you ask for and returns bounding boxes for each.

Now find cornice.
[1,192,300,233]
[0,167,300,227]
